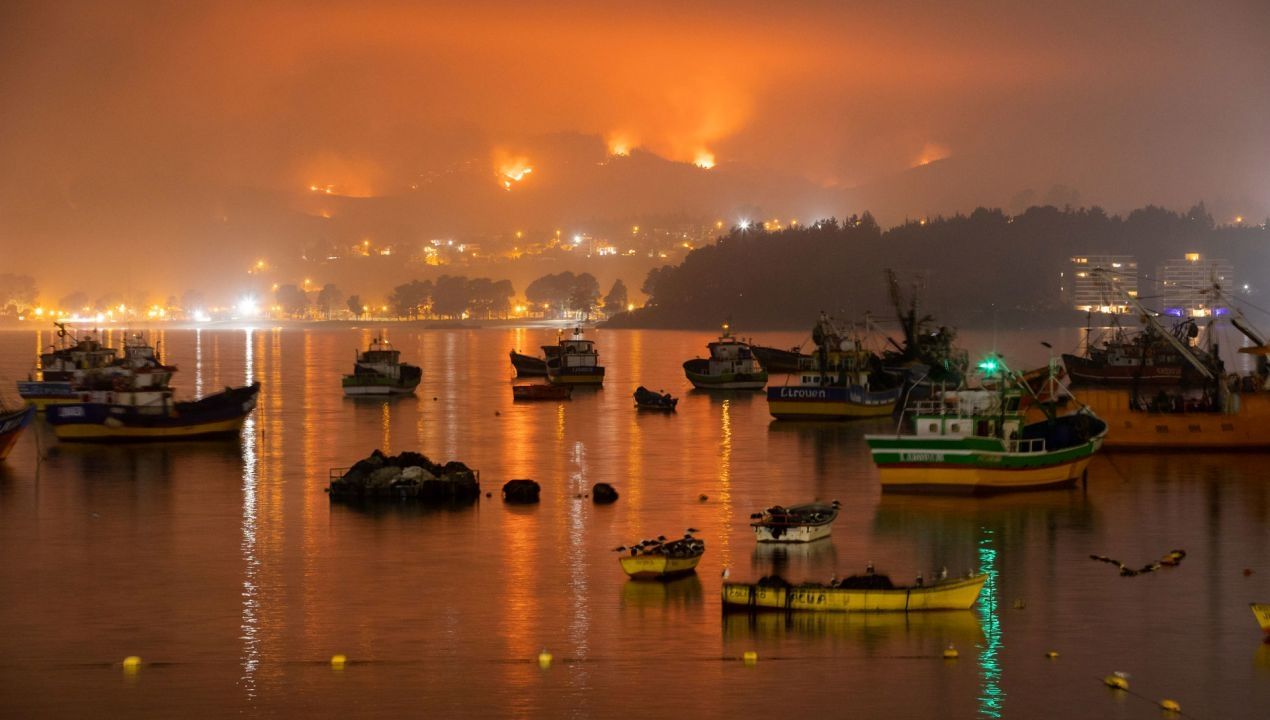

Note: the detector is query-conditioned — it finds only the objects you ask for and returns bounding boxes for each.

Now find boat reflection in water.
[751,536,839,579]
[722,606,984,647]
[620,574,704,609]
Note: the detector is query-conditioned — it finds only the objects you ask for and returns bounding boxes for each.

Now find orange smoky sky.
[1,0,1267,294]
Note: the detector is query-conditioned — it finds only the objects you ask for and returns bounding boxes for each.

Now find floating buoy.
[1103,673,1129,690]
[1045,650,1059,659]
[122,656,142,672]
[742,651,758,665]
[537,650,552,669]
[485,492,492,498]
[1244,568,1254,576]
[330,654,347,669]
[1159,699,1181,712]
[942,645,959,660]
[495,411,500,416]
[698,494,708,502]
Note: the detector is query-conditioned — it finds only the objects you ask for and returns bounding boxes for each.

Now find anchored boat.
[616,534,704,579]
[768,313,902,420]
[0,405,35,460]
[509,349,549,377]
[722,572,987,612]
[18,325,175,408]
[683,325,768,390]
[1069,271,1270,448]
[1061,318,1205,386]
[750,501,840,543]
[750,344,811,374]
[866,357,1107,493]
[342,338,421,396]
[634,386,677,411]
[545,328,605,386]
[45,383,260,441]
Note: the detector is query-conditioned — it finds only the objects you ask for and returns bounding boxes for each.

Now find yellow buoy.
[942,645,959,660]
[742,651,758,665]
[122,656,142,672]
[1103,674,1129,690]
[537,650,552,669]
[330,654,347,669]
[1045,651,1059,659]
[1159,699,1181,712]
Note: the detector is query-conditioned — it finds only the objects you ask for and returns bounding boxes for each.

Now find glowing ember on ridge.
[693,150,716,169]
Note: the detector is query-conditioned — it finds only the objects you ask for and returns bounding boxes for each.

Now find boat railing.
[1007,437,1047,453]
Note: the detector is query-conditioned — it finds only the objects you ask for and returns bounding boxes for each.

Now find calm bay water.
[0,326,1268,719]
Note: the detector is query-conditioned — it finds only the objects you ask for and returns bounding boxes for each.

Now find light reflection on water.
[0,327,1268,719]
[976,527,1004,718]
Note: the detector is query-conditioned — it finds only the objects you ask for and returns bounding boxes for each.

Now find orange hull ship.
[1072,388,1270,449]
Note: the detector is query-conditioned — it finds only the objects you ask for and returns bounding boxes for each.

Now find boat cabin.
[908,389,1030,448]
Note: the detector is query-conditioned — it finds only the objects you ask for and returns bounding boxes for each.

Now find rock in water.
[368,466,403,488]
[503,479,541,504]
[328,449,480,503]
[592,483,619,504]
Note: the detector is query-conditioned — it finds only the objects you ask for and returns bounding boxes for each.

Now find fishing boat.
[866,357,1107,493]
[509,349,548,377]
[45,383,260,441]
[750,344,810,374]
[1253,603,1270,637]
[750,501,840,543]
[18,326,176,407]
[634,386,677,411]
[1062,316,1205,386]
[767,313,903,420]
[616,534,705,580]
[1068,272,1270,448]
[683,325,768,390]
[0,405,35,460]
[512,383,572,401]
[722,572,988,612]
[342,338,421,396]
[545,328,605,386]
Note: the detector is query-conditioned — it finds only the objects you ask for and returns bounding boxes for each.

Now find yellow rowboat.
[1253,603,1270,636]
[722,574,987,612]
[616,535,704,580]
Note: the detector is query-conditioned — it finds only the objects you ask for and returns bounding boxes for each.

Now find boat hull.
[722,574,987,612]
[1062,353,1187,385]
[547,367,605,386]
[1072,388,1270,449]
[874,456,1094,493]
[753,523,833,543]
[512,384,572,400]
[509,351,548,377]
[0,406,35,460]
[751,345,808,373]
[620,554,701,579]
[684,370,767,390]
[342,382,419,396]
[46,384,260,442]
[16,380,79,409]
[767,385,900,420]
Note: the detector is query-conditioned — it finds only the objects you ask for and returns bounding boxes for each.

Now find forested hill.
[604,204,1269,330]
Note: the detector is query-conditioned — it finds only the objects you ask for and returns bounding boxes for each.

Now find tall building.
[1156,252,1234,317]
[1067,255,1138,313]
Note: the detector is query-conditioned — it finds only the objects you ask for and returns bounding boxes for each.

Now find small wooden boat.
[0,405,35,460]
[616,535,704,580]
[750,501,839,543]
[634,386,677,411]
[1253,603,1270,637]
[45,384,260,441]
[342,338,421,396]
[722,572,987,612]
[509,349,548,377]
[512,383,572,401]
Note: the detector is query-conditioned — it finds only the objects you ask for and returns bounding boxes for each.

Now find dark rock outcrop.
[592,483,619,504]
[502,479,541,504]
[328,450,480,503]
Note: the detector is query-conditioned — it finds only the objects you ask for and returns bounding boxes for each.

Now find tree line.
[607,203,1270,329]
